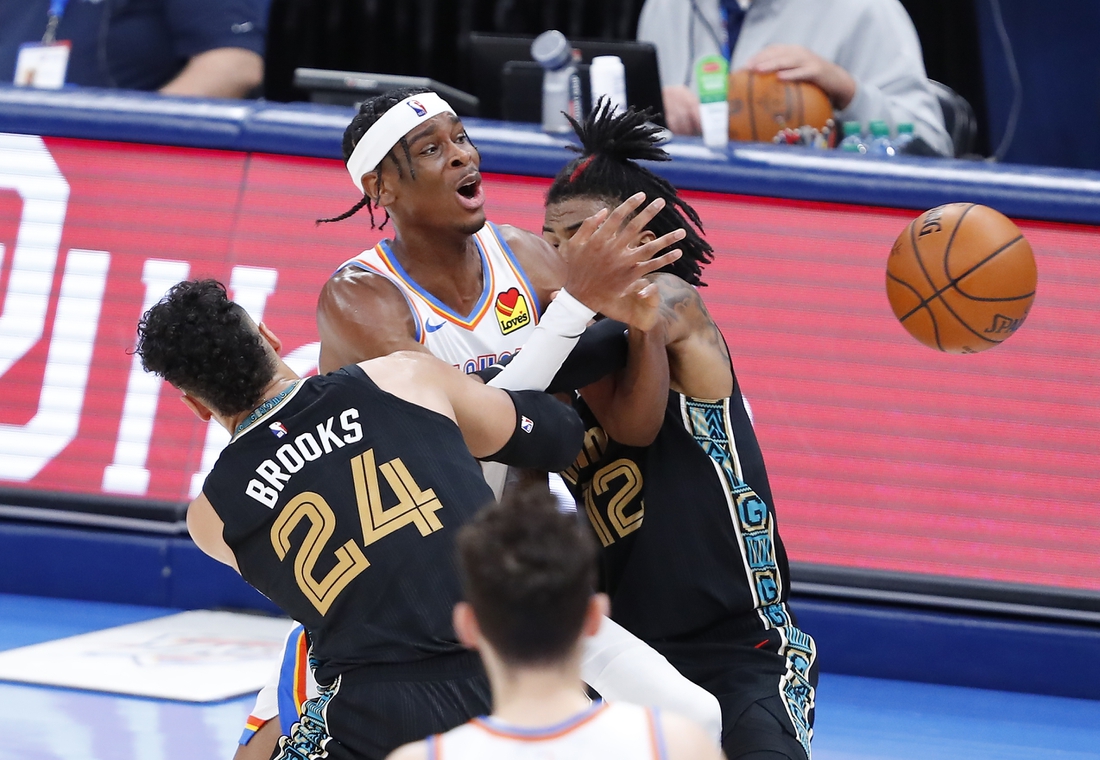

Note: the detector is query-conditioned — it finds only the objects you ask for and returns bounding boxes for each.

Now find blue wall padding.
[791,598,1100,701]
[0,522,276,614]
[0,523,170,607]
[2,86,1100,225]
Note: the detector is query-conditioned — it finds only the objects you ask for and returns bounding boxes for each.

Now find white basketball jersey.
[429,702,668,760]
[341,222,541,373]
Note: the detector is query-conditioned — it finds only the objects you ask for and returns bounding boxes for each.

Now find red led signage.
[1,134,1097,592]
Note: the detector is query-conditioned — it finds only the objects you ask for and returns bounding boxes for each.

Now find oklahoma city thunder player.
[386,490,722,760]
[234,88,718,759]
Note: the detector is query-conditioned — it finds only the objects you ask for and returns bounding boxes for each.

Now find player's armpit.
[187,494,239,571]
[316,267,429,374]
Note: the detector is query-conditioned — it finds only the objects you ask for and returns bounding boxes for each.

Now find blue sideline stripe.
[1,86,1099,225]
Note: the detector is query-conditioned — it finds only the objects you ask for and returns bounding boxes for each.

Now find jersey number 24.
[269,449,444,615]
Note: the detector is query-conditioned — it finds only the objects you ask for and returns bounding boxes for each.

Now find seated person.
[638,0,951,155]
[0,0,266,98]
[386,488,723,760]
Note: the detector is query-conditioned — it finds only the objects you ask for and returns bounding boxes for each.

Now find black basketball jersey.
[562,374,795,642]
[203,366,495,683]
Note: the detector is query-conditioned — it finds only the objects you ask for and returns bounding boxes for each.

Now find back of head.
[135,279,276,418]
[547,100,714,286]
[457,487,597,667]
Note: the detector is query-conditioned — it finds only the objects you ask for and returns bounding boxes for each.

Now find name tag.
[14,41,71,89]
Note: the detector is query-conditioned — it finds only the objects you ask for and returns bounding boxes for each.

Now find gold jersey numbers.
[270,449,444,615]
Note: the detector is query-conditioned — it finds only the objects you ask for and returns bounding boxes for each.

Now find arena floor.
[2,593,1098,760]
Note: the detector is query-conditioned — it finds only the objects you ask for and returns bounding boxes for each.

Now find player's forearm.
[159,48,263,99]
[588,325,670,447]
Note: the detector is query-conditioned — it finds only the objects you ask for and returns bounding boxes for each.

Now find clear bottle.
[868,120,896,157]
[532,30,580,133]
[893,122,916,154]
[838,121,868,153]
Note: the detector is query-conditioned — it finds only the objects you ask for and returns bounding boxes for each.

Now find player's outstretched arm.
[317,267,430,374]
[661,710,728,760]
[361,352,584,473]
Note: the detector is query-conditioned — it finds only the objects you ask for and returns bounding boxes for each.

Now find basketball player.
[386,489,724,760]
[135,279,587,760]
[276,87,720,732]
[543,102,818,760]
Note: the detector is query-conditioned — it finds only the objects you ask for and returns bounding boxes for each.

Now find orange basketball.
[727,70,832,143]
[886,203,1037,353]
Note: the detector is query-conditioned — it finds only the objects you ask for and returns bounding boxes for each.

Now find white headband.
[346,92,457,193]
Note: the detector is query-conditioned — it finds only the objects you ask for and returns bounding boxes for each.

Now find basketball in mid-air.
[886,203,1037,353]
[727,70,832,143]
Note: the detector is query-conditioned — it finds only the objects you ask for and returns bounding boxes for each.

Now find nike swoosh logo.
[425,320,445,333]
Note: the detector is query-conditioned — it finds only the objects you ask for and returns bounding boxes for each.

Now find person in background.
[0,0,266,98]
[386,489,724,760]
[638,0,951,155]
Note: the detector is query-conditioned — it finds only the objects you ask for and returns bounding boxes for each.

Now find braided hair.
[317,86,432,228]
[547,99,714,286]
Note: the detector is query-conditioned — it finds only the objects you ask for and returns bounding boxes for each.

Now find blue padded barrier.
[0,522,277,614]
[792,598,1100,701]
[2,86,1100,225]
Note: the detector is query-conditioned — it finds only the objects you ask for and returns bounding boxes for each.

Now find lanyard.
[43,0,72,44]
[718,0,747,61]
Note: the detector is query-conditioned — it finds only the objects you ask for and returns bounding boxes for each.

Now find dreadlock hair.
[547,99,714,286]
[316,86,432,228]
[134,279,277,417]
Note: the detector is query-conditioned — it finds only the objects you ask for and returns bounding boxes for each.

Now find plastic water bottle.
[868,120,895,157]
[589,55,627,115]
[532,30,581,133]
[893,123,916,154]
[838,121,867,153]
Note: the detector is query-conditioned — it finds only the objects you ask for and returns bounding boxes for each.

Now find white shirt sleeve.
[582,616,724,742]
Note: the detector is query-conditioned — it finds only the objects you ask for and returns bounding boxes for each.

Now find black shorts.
[274,650,491,760]
[722,696,809,760]
[651,613,818,759]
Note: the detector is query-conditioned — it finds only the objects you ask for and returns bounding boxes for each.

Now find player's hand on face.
[745,44,856,109]
[558,193,684,320]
